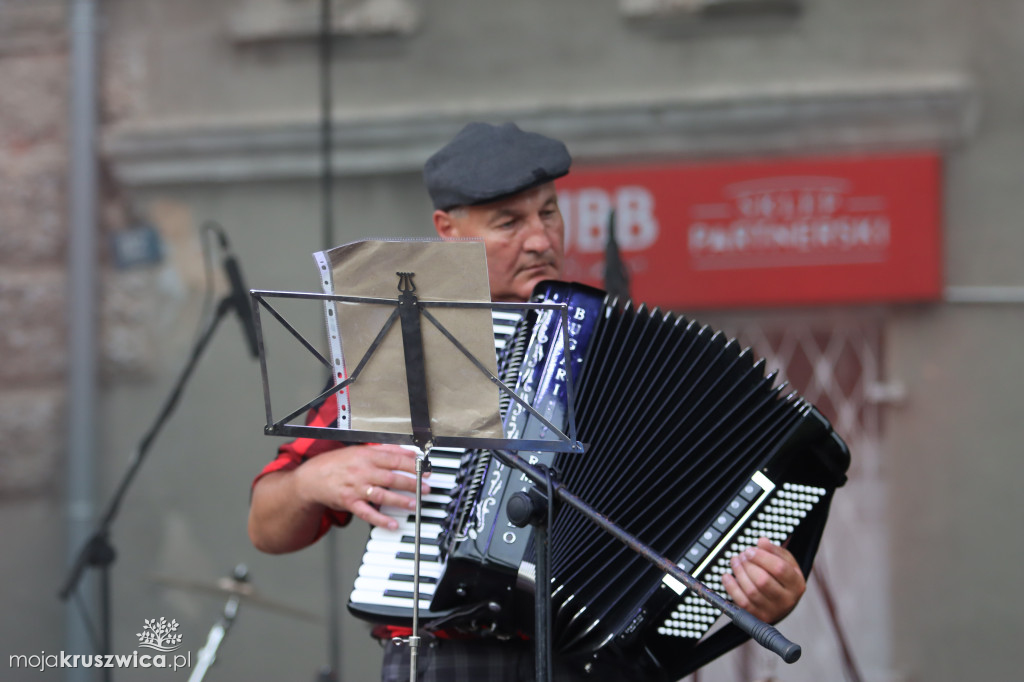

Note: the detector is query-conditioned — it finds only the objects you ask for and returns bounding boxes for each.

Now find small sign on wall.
[557,153,943,309]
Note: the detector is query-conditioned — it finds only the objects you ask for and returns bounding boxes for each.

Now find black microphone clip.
[219,236,260,359]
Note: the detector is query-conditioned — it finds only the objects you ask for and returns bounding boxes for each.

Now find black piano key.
[383,589,420,600]
[401,535,440,546]
[389,573,439,584]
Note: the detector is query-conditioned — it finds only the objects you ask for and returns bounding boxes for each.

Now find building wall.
[885,4,1024,680]
[2,1,1021,680]
[0,5,82,676]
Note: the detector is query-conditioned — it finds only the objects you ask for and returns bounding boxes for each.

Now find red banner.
[556,153,943,309]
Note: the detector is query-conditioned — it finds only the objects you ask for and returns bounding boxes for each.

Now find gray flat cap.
[424,122,572,210]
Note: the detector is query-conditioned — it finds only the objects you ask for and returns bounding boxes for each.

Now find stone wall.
[0,4,70,497]
[0,1,157,498]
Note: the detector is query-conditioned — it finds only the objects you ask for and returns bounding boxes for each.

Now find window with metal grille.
[687,310,891,682]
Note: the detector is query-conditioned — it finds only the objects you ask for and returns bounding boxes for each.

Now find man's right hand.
[248,443,431,554]
[293,443,431,530]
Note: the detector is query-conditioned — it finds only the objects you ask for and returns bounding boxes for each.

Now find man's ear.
[433,210,458,239]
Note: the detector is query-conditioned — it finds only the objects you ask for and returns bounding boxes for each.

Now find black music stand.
[250,272,801,682]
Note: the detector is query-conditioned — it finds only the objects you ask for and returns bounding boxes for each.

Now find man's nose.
[522,215,554,253]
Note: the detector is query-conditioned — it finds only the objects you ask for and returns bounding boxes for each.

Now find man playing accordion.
[248,122,807,681]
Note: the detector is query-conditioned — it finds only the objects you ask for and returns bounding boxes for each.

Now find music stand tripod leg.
[507,482,556,682]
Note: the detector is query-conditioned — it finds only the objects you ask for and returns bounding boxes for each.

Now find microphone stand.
[59,294,239,679]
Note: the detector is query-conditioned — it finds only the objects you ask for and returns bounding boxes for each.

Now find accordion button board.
[659,473,827,639]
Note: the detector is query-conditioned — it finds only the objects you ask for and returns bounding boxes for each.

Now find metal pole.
[320,0,335,251]
[408,455,427,682]
[66,1,100,680]
[318,2,342,680]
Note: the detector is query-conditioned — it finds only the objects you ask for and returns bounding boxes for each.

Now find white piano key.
[349,590,431,609]
[380,492,455,507]
[427,458,462,471]
[424,473,458,489]
[364,539,441,558]
[360,551,443,567]
[379,504,447,519]
[369,523,443,542]
[386,519,444,535]
[392,472,458,490]
[358,561,443,580]
[425,450,465,459]
[353,576,438,596]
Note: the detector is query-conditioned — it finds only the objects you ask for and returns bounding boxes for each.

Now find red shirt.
[252,391,351,540]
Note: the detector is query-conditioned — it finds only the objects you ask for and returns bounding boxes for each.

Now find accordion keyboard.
[347,310,523,623]
[347,446,462,618]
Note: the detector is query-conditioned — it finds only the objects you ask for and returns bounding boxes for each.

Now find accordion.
[350,281,850,680]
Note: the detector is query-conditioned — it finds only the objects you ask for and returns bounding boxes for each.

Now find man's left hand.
[721,537,806,624]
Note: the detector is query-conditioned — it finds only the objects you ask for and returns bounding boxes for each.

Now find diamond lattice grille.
[730,315,883,463]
